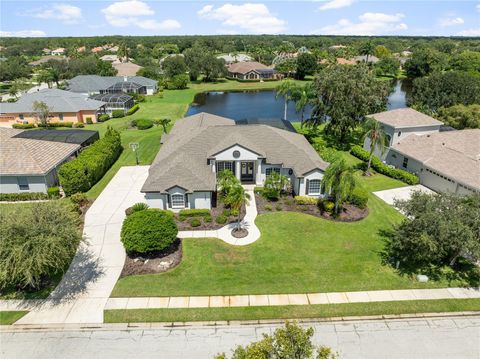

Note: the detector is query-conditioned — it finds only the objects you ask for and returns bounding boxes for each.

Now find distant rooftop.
[369,108,443,128]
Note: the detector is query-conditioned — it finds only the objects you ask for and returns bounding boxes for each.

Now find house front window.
[19,114,24,120]
[59,114,64,121]
[266,167,280,176]
[17,177,29,191]
[402,157,409,168]
[216,161,234,173]
[308,179,321,195]
[171,194,185,208]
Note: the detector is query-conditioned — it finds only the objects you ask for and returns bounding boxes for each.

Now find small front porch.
[215,160,262,185]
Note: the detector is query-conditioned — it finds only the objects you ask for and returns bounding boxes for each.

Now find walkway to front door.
[240,161,254,183]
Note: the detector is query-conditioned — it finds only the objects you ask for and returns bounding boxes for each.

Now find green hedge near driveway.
[104,298,480,323]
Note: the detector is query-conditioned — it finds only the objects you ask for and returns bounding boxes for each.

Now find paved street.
[2,316,479,359]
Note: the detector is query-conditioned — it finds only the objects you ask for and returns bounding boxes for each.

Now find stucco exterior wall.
[0,175,48,193]
[298,170,324,197]
[144,192,167,210]
[0,110,100,126]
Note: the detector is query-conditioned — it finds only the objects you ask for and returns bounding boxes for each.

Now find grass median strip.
[104,298,480,323]
[0,311,28,325]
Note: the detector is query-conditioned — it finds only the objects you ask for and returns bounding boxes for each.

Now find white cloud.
[312,12,407,35]
[457,28,480,36]
[21,4,82,24]
[439,17,464,27]
[318,0,355,11]
[0,30,46,37]
[198,3,287,34]
[101,0,180,31]
[477,4,480,12]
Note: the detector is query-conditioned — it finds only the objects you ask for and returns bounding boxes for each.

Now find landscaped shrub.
[294,196,318,205]
[350,145,419,185]
[254,187,264,195]
[264,204,273,211]
[0,201,81,290]
[276,204,283,211]
[112,110,125,118]
[222,209,232,217]
[135,95,146,103]
[215,215,227,224]
[135,118,153,130]
[178,209,211,221]
[319,199,335,213]
[72,123,84,128]
[189,218,201,227]
[126,202,150,215]
[86,117,93,124]
[69,192,88,212]
[121,209,178,254]
[263,172,289,201]
[12,123,35,129]
[0,192,49,202]
[59,127,122,196]
[126,104,140,115]
[38,122,74,128]
[348,187,369,209]
[98,114,110,122]
[47,187,60,199]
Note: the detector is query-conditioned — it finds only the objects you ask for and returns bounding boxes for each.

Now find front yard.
[111,175,462,298]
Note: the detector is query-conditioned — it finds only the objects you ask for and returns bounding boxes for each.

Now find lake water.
[186,79,411,122]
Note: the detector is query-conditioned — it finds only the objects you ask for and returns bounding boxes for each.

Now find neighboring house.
[227,61,278,80]
[51,48,65,56]
[77,46,86,53]
[91,46,104,53]
[0,89,106,126]
[108,46,119,53]
[42,48,51,54]
[142,113,329,211]
[67,75,157,95]
[113,62,143,76]
[217,53,253,64]
[354,55,379,64]
[28,55,66,66]
[329,45,347,49]
[0,128,80,194]
[100,54,120,62]
[319,58,357,66]
[364,108,479,195]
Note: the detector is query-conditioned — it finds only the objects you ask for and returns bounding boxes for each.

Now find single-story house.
[364,108,479,195]
[101,81,147,95]
[51,48,65,56]
[217,53,253,64]
[89,93,134,115]
[0,89,106,126]
[227,61,278,80]
[113,62,143,77]
[29,55,66,66]
[67,75,156,95]
[142,113,329,211]
[354,55,379,64]
[91,46,104,53]
[0,128,81,194]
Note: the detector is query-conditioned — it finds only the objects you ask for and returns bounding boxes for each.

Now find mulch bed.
[120,239,183,277]
[231,228,248,238]
[255,194,368,222]
[174,203,246,231]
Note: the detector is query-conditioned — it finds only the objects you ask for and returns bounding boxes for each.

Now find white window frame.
[266,167,281,177]
[216,161,234,173]
[17,177,29,191]
[171,193,185,209]
[308,179,321,195]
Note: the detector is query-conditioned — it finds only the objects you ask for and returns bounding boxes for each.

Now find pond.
[186,79,412,122]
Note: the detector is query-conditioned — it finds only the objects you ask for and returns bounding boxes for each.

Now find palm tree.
[155,118,171,134]
[359,40,375,63]
[321,158,357,215]
[217,169,239,198]
[223,184,250,231]
[275,80,297,121]
[362,117,389,175]
[292,82,315,124]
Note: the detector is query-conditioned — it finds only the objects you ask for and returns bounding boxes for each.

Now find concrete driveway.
[14,166,149,325]
[373,184,435,207]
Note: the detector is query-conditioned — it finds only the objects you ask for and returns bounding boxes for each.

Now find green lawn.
[0,311,28,325]
[104,298,480,323]
[84,78,308,198]
[111,173,457,298]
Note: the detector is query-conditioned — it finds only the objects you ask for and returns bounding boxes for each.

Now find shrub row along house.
[142,113,329,211]
[364,108,479,195]
[0,128,98,193]
[0,89,106,126]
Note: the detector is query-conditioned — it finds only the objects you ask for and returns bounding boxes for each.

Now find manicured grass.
[104,298,480,323]
[0,311,28,325]
[111,174,451,298]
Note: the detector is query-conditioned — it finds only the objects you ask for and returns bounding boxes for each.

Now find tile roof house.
[0,128,81,194]
[67,75,156,95]
[0,89,106,127]
[227,61,278,80]
[51,48,65,56]
[217,53,253,64]
[142,113,329,211]
[365,108,479,195]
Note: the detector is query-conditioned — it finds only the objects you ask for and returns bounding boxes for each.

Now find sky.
[0,0,479,37]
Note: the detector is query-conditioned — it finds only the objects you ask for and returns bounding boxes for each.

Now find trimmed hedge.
[350,145,419,185]
[121,209,178,254]
[215,215,227,224]
[178,209,211,221]
[294,196,318,205]
[38,122,74,128]
[0,192,49,202]
[12,123,35,129]
[47,187,60,199]
[86,117,93,124]
[112,110,125,118]
[127,104,140,115]
[98,114,110,122]
[58,127,123,196]
[348,187,369,209]
[135,118,153,130]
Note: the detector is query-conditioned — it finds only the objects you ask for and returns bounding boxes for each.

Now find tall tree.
[295,53,317,80]
[275,80,297,121]
[154,118,171,133]
[321,158,357,215]
[362,117,389,174]
[307,65,389,142]
[8,78,30,99]
[223,184,250,232]
[162,55,187,78]
[404,48,448,78]
[31,101,52,126]
[359,40,375,63]
[292,82,315,122]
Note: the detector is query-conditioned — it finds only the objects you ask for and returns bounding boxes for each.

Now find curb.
[1,311,479,333]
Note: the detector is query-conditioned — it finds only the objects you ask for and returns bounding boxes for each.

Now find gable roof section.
[67,75,156,93]
[370,108,443,128]
[142,113,329,193]
[227,61,270,74]
[391,129,480,190]
[0,89,105,114]
[0,128,80,175]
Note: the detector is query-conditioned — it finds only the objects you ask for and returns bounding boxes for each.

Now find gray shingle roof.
[0,89,105,114]
[142,113,329,193]
[0,128,80,175]
[369,108,443,128]
[67,75,156,93]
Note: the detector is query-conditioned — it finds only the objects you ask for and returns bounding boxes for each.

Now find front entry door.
[240,162,254,183]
